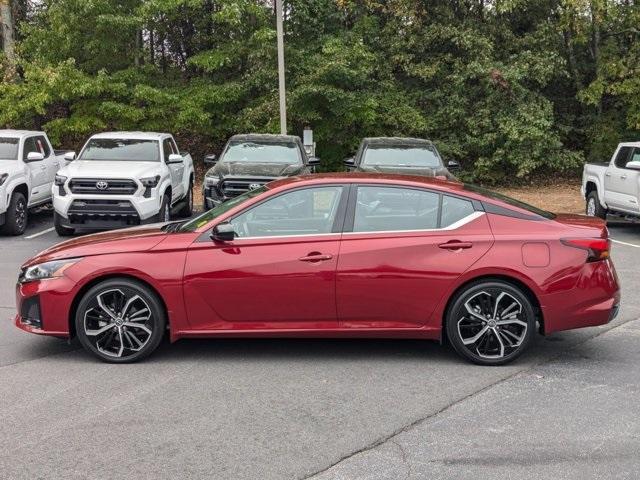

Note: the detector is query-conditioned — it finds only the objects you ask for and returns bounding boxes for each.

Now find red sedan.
[15,174,620,365]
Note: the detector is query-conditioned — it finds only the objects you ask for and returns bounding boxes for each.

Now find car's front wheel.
[446,280,535,366]
[1,191,27,235]
[75,278,166,363]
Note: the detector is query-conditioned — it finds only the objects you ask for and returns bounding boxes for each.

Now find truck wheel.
[178,182,194,218]
[54,212,75,236]
[586,191,607,220]
[1,191,28,236]
[156,194,171,223]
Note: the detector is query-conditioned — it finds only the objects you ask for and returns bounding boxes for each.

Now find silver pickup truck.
[582,142,640,220]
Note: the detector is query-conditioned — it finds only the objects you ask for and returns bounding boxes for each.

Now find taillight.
[561,238,610,262]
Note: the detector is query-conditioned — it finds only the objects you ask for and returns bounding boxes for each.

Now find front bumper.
[15,277,75,337]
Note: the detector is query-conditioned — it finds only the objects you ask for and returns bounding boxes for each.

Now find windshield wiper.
[161,220,187,233]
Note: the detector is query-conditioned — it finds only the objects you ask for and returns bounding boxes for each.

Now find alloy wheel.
[83,288,153,358]
[456,290,528,360]
[164,203,170,222]
[587,197,596,216]
[15,198,26,231]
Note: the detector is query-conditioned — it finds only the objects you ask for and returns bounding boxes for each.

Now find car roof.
[90,131,170,140]
[618,142,640,147]
[228,133,301,144]
[0,129,45,138]
[361,137,436,147]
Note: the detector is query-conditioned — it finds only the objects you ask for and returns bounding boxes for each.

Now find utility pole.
[275,0,287,135]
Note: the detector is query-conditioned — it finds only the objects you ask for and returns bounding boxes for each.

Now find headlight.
[204,176,220,188]
[19,258,82,284]
[140,175,160,188]
[0,173,8,186]
[54,174,67,186]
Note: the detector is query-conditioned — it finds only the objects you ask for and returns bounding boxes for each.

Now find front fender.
[583,174,606,208]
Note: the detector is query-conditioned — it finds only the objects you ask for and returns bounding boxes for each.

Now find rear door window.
[441,195,475,227]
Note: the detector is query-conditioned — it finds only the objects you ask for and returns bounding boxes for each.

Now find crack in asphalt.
[299,315,640,480]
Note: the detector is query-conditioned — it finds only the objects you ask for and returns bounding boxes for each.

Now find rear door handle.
[438,241,473,250]
[299,253,333,262]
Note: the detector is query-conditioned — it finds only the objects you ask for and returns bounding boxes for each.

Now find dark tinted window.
[353,186,440,232]
[35,136,50,157]
[231,186,343,237]
[22,137,38,160]
[614,146,633,169]
[162,138,176,161]
[463,184,555,219]
[0,137,19,160]
[441,195,475,227]
[79,139,160,162]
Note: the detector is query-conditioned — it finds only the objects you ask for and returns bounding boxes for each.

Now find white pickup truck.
[582,142,640,220]
[0,130,68,235]
[53,132,194,235]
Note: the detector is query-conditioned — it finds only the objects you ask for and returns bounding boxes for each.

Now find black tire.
[54,211,75,236]
[1,191,28,235]
[586,191,607,220]
[156,194,171,223]
[178,181,194,218]
[75,278,166,363]
[445,280,536,366]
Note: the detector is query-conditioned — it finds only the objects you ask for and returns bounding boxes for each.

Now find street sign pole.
[276,0,287,135]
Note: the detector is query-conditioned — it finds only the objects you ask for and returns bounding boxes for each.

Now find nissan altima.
[15,173,620,365]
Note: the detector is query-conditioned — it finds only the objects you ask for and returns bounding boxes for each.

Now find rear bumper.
[540,259,621,334]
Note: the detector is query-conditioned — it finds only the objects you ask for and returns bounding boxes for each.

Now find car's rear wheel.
[75,279,166,363]
[446,280,535,366]
[586,191,607,220]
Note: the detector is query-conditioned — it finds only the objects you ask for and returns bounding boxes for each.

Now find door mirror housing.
[204,154,217,166]
[308,156,320,166]
[625,160,640,170]
[64,151,76,161]
[26,152,45,162]
[211,222,236,242]
[167,153,184,164]
[447,159,461,171]
[343,157,355,167]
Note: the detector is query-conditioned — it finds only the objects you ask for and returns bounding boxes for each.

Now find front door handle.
[438,241,473,250]
[299,253,333,262]
[605,172,611,177]
[621,175,627,179]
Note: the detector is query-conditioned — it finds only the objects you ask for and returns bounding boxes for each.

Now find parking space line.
[24,227,55,240]
[611,238,640,249]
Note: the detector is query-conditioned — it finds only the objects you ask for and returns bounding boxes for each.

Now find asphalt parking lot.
[1,210,640,480]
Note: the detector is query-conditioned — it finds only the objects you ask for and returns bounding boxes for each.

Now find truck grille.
[69,178,138,195]
[220,178,271,197]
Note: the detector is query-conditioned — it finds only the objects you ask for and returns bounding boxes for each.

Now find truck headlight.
[0,173,8,186]
[140,175,160,188]
[19,258,82,284]
[204,176,220,188]
[54,174,67,186]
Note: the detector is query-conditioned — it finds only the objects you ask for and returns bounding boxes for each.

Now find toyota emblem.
[96,181,109,190]
[248,183,261,190]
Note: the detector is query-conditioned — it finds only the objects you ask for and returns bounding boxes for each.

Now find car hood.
[0,159,22,176]
[59,160,161,180]
[207,161,304,178]
[23,224,171,267]
[356,164,453,179]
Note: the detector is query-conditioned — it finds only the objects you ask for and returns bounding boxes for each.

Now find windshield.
[362,145,442,167]
[179,186,268,232]
[222,141,301,164]
[463,184,556,219]
[79,139,160,162]
[0,137,19,160]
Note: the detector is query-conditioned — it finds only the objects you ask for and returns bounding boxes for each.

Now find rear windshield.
[0,137,19,160]
[222,141,301,164]
[464,184,556,219]
[79,139,160,162]
[362,145,442,167]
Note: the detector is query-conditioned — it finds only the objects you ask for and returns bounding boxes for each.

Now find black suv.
[344,137,459,179]
[203,134,320,209]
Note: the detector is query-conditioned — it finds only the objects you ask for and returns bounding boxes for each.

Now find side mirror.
[211,222,236,242]
[625,160,640,170]
[308,157,320,166]
[204,154,217,166]
[64,151,76,161]
[26,152,45,162]
[447,159,461,171]
[343,157,355,167]
[167,153,184,164]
